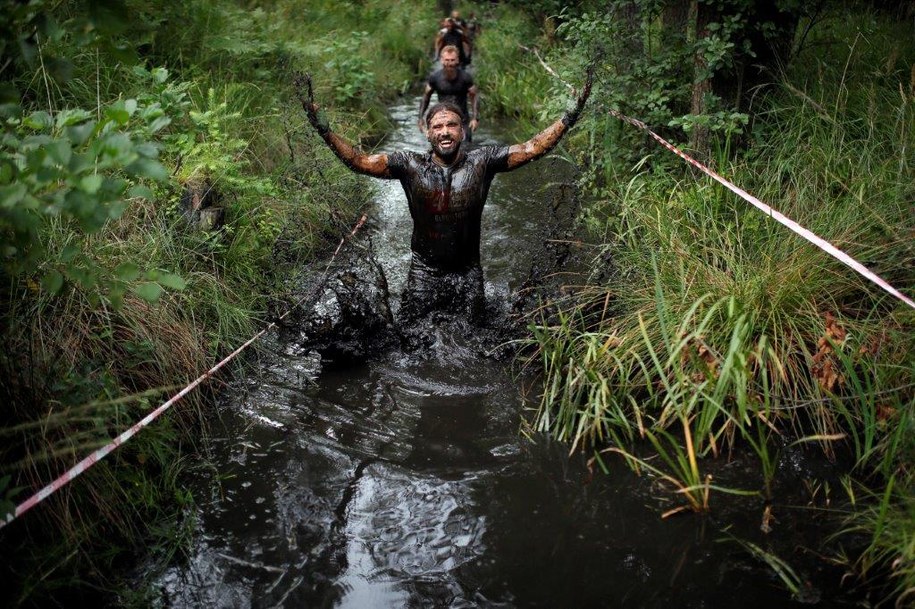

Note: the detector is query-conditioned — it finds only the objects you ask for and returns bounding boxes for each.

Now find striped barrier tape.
[0,213,368,530]
[608,109,915,311]
[515,45,914,310]
[5,101,910,530]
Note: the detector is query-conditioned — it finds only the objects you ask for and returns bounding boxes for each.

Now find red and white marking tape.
[515,46,912,309]
[609,109,915,310]
[5,103,911,529]
[1,214,367,530]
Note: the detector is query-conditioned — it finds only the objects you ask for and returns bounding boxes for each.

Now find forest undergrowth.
[514,3,915,605]
[0,0,440,604]
[1,0,913,606]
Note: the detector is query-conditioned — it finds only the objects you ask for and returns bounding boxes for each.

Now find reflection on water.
[147,98,855,608]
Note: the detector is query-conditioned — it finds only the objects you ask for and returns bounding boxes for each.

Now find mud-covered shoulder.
[388,150,430,176]
[468,144,511,172]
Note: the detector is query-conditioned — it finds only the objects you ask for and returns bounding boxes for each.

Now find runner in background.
[434,16,472,66]
[465,11,481,41]
[418,45,479,142]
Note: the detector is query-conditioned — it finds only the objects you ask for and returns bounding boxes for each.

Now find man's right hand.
[293,72,329,135]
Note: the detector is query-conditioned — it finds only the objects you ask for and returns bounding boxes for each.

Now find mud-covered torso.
[388,146,510,272]
[427,69,474,119]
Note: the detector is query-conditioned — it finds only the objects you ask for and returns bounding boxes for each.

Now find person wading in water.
[295,69,592,325]
[434,17,472,66]
[418,45,479,142]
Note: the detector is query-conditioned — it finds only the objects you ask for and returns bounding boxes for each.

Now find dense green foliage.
[0,0,439,604]
[507,2,914,603]
[1,0,913,605]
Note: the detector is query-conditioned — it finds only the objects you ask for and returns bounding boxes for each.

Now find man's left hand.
[563,64,595,127]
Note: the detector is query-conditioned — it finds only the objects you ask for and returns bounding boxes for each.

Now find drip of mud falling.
[143,98,856,609]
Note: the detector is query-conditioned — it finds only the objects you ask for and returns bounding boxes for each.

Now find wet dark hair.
[425,101,466,124]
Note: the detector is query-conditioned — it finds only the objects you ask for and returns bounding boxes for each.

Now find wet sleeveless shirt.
[427,69,475,122]
[387,145,511,272]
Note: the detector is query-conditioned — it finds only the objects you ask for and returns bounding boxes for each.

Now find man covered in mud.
[434,16,472,66]
[295,68,592,325]
[418,45,479,142]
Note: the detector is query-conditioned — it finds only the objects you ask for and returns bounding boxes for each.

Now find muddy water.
[148,100,856,608]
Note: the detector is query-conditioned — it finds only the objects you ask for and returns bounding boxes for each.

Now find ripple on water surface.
[145,98,858,609]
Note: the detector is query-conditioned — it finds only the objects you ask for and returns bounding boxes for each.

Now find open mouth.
[437,136,456,151]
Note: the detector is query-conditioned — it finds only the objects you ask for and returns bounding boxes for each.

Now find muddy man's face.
[427,110,464,161]
[441,51,460,75]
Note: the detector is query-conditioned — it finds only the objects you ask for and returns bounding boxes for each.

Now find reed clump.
[525,6,914,603]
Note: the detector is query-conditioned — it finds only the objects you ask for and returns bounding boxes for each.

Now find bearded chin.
[432,138,462,161]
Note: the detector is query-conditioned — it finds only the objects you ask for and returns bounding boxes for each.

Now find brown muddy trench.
[145,98,858,608]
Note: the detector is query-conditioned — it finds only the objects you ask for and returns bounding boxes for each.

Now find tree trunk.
[614,0,643,72]
[689,0,712,159]
[662,0,691,117]
[662,0,690,42]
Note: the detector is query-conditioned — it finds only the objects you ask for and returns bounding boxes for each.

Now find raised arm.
[418,83,434,133]
[294,72,390,177]
[505,67,593,170]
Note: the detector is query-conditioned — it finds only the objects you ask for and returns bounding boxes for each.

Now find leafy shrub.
[0,73,186,308]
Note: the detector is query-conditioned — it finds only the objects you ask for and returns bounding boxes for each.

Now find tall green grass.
[470,4,567,133]
[1,0,441,603]
[525,6,914,603]
[835,475,915,605]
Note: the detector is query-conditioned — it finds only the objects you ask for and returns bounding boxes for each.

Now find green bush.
[0,75,181,309]
[1,0,436,603]
[526,5,915,603]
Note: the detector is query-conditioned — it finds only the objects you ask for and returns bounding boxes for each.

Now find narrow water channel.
[147,98,857,608]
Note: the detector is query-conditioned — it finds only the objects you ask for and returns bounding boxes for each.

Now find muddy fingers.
[294,71,329,135]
